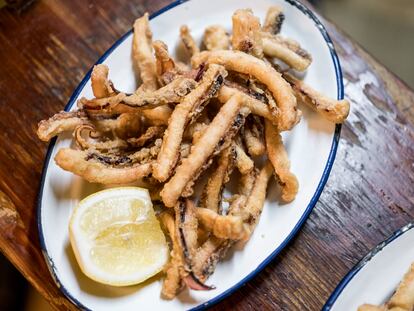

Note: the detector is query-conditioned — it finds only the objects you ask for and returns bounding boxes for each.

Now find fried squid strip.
[262,5,285,34]
[357,305,385,311]
[283,72,350,123]
[37,110,89,141]
[192,236,230,282]
[153,40,176,77]
[387,263,414,310]
[153,64,227,182]
[161,94,247,207]
[234,141,254,174]
[264,120,298,202]
[91,64,114,98]
[54,148,152,184]
[159,213,184,299]
[142,106,172,126]
[262,33,312,71]
[132,13,158,91]
[196,208,248,240]
[123,77,197,109]
[180,25,199,57]
[175,199,214,291]
[94,112,141,139]
[203,25,230,51]
[127,126,165,148]
[201,145,236,213]
[84,78,196,115]
[243,115,266,157]
[218,85,277,124]
[192,50,298,131]
[232,9,263,58]
[239,162,273,235]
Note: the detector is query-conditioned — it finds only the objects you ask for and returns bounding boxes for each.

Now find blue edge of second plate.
[36,0,344,310]
[322,222,414,310]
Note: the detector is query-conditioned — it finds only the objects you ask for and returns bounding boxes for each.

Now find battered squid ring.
[192,50,299,131]
[54,148,152,184]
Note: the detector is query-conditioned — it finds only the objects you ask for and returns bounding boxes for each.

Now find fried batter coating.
[54,148,152,184]
[239,162,273,235]
[192,50,299,131]
[180,25,199,57]
[127,126,165,148]
[262,5,285,35]
[193,236,230,282]
[94,112,141,139]
[175,199,214,291]
[123,77,197,109]
[74,124,129,151]
[153,40,176,78]
[264,119,298,202]
[388,264,414,310]
[243,115,266,157]
[196,208,248,240]
[159,212,184,299]
[161,94,247,207]
[234,140,254,174]
[37,110,89,141]
[201,145,236,213]
[357,305,385,311]
[262,33,312,71]
[91,64,114,98]
[153,64,227,182]
[132,13,158,91]
[283,72,350,123]
[232,9,263,58]
[203,25,230,51]
[218,85,278,124]
[142,106,172,126]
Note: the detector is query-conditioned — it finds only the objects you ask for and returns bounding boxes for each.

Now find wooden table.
[0,1,413,310]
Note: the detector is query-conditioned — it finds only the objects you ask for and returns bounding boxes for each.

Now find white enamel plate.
[38,0,344,310]
[324,223,414,310]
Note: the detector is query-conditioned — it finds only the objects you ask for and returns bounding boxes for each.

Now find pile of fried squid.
[37,6,349,299]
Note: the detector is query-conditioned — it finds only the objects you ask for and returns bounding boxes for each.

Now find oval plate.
[38,0,344,310]
[323,222,414,310]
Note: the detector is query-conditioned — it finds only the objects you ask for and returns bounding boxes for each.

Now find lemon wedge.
[69,187,168,286]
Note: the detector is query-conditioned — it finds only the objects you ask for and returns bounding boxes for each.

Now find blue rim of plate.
[37,0,344,310]
[322,222,414,310]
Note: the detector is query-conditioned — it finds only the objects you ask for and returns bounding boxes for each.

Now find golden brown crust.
[243,115,266,157]
[262,33,312,71]
[203,25,230,51]
[37,110,89,142]
[387,263,414,310]
[283,72,350,123]
[196,208,248,240]
[91,64,114,98]
[159,213,184,300]
[264,119,298,202]
[201,145,236,213]
[180,25,199,57]
[132,13,158,91]
[232,9,263,58]
[262,5,285,35]
[153,64,227,182]
[160,94,245,207]
[192,50,299,131]
[54,148,153,184]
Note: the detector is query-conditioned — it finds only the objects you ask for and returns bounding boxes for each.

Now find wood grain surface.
[0,1,413,310]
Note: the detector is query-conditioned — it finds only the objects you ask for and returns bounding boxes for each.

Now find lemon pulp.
[69,187,168,286]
